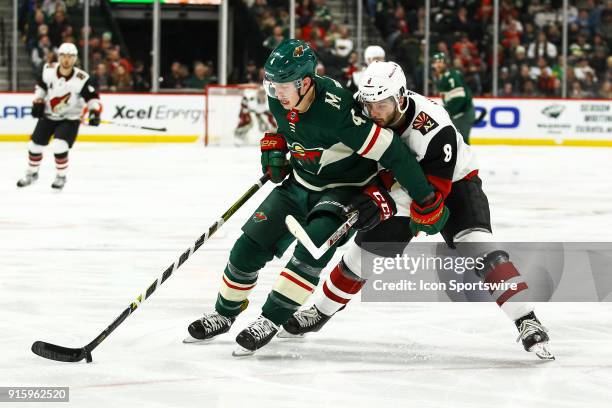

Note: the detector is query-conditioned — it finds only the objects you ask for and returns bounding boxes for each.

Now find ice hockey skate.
[51,175,67,190]
[277,305,332,338]
[16,172,39,188]
[232,316,278,356]
[515,312,554,360]
[183,312,235,344]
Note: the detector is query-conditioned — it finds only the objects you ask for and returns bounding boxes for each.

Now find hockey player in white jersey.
[347,45,386,92]
[282,61,554,360]
[16,42,101,190]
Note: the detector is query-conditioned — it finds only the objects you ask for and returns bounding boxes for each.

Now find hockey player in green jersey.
[432,52,475,144]
[185,39,450,355]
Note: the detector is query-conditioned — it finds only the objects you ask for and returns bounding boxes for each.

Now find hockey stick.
[86,119,167,132]
[31,174,270,363]
[473,108,487,125]
[285,211,359,260]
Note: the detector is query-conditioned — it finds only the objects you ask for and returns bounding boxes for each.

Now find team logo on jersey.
[50,93,71,112]
[412,111,439,135]
[288,142,324,174]
[252,211,268,223]
[293,45,304,57]
[286,109,300,124]
[289,143,323,163]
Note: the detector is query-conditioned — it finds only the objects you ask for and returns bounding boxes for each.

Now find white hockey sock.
[27,141,44,174]
[315,261,365,316]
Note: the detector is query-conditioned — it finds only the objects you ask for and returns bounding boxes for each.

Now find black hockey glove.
[88,110,101,127]
[32,100,45,118]
[344,184,397,231]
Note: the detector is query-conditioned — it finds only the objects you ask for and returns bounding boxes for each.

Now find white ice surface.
[1,143,611,407]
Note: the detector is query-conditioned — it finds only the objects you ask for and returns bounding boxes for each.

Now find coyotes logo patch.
[412,111,439,135]
[50,93,71,113]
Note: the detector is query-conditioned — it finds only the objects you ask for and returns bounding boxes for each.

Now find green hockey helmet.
[432,52,448,63]
[263,39,317,99]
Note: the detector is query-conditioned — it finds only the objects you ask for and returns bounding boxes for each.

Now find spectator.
[263,26,285,50]
[451,7,472,37]
[599,80,612,98]
[523,22,537,45]
[386,5,409,50]
[107,47,133,75]
[514,63,531,91]
[42,0,66,17]
[595,7,612,43]
[534,1,559,29]
[132,60,151,91]
[26,10,46,51]
[500,81,516,97]
[452,35,481,69]
[100,31,114,56]
[112,65,134,92]
[90,51,104,69]
[163,61,185,89]
[583,71,599,96]
[570,80,588,98]
[332,26,353,58]
[31,34,53,73]
[573,8,595,35]
[313,0,332,30]
[240,60,259,84]
[45,49,56,65]
[185,61,213,89]
[48,10,69,47]
[574,57,597,82]
[527,31,558,62]
[90,63,114,92]
[522,79,539,96]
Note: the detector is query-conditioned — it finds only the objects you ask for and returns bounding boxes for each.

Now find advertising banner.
[0,93,204,143]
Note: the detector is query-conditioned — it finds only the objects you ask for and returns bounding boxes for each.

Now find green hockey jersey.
[435,69,474,118]
[268,75,433,203]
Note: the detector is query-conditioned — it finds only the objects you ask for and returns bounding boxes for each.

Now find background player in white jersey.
[16,42,101,190]
[282,61,554,360]
[347,45,386,92]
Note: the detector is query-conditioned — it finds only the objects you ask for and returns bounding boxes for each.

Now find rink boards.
[0,92,610,146]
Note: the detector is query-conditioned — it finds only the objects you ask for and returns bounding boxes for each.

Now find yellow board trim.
[0,134,199,143]
[2,134,612,147]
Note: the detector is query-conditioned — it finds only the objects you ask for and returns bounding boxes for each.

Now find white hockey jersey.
[388,91,479,213]
[35,63,101,121]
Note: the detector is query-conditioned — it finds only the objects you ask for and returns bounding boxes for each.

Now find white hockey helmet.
[58,42,78,57]
[364,45,385,66]
[357,61,409,114]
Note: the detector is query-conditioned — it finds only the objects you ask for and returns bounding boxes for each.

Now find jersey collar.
[56,66,75,80]
[397,97,416,134]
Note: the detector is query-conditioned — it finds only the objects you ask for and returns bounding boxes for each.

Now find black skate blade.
[31,341,91,363]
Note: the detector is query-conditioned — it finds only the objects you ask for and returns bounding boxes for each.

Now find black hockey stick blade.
[31,341,92,363]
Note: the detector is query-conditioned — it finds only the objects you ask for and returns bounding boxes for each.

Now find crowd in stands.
[372,0,611,98]
[18,0,611,98]
[20,0,151,91]
[242,0,361,89]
